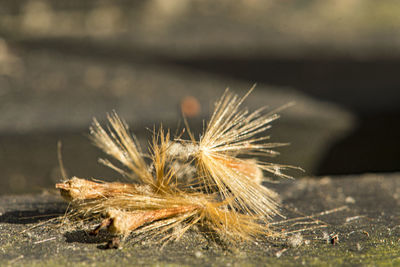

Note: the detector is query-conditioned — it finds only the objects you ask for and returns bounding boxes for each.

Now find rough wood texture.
[1,173,399,266]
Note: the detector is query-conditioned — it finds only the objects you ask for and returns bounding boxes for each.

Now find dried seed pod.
[105,205,198,236]
[81,191,273,244]
[55,87,296,247]
[56,177,150,202]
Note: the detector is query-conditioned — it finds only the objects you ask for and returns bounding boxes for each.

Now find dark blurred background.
[0,0,399,195]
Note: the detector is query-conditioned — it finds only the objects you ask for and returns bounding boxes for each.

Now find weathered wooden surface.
[1,173,399,266]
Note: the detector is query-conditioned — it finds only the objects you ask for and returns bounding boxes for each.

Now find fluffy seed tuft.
[56,88,297,247]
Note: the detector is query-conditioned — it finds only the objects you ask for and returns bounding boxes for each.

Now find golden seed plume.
[173,87,298,218]
[56,87,297,247]
[90,112,153,185]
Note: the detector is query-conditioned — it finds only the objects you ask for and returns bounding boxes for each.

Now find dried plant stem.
[56,178,148,201]
[100,205,198,236]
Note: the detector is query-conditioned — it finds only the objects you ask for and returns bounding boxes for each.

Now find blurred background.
[0,0,399,195]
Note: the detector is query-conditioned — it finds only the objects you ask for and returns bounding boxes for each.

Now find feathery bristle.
[174,88,297,218]
[56,87,297,247]
[90,112,154,186]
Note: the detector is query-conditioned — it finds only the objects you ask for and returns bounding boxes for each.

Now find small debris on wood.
[275,248,288,258]
[106,237,121,249]
[33,236,56,244]
[345,196,356,204]
[330,233,339,245]
[194,251,203,258]
[288,233,303,248]
[345,215,365,223]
